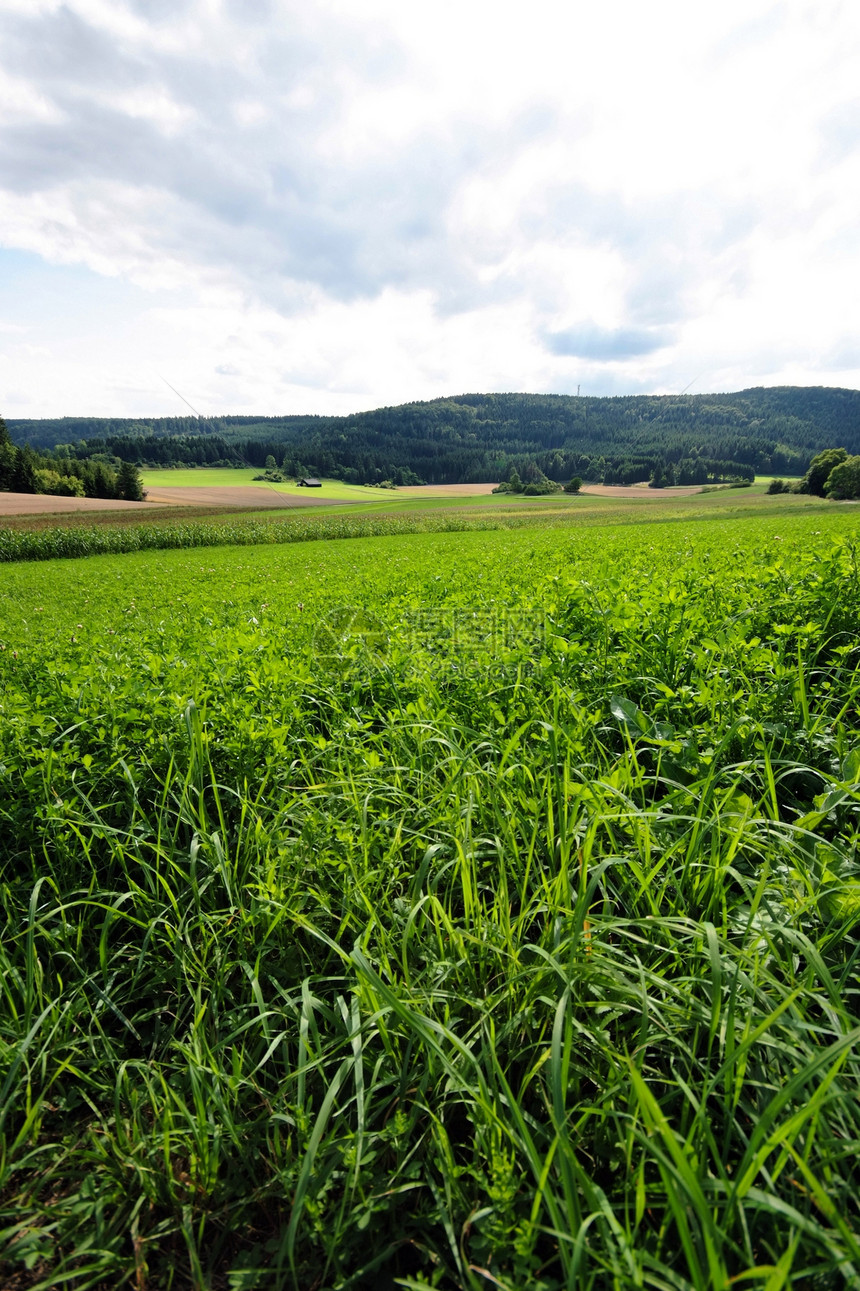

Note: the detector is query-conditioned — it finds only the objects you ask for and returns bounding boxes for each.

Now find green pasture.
[141,467,398,500]
[2,507,860,1288]
[141,466,264,487]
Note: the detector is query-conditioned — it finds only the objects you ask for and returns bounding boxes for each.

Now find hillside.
[9,385,860,485]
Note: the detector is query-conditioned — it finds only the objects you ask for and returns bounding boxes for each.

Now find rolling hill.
[9,385,860,485]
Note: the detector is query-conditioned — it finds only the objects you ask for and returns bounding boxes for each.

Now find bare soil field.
[389,483,700,500]
[141,486,350,508]
[388,483,501,497]
[0,492,160,517]
[580,483,703,499]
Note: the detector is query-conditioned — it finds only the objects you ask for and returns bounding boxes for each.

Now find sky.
[0,0,859,419]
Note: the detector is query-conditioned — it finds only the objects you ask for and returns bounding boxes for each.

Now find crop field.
[0,486,834,559]
[2,506,860,1289]
[0,494,159,519]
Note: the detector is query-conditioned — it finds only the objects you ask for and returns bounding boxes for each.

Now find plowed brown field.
[0,492,157,516]
[142,486,347,508]
[581,484,702,498]
[387,483,500,497]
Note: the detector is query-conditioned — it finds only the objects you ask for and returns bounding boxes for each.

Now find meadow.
[1,502,860,1289]
[141,469,392,501]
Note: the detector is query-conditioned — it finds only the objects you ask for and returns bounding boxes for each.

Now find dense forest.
[8,386,860,486]
[0,415,144,501]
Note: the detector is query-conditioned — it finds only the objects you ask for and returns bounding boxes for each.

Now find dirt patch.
[388,483,501,497]
[143,486,350,508]
[580,484,702,499]
[0,492,158,517]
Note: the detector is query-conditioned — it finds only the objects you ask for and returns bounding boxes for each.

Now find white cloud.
[0,0,858,417]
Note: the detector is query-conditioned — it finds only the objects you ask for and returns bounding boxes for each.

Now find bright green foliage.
[494,468,524,493]
[34,469,87,497]
[826,455,860,500]
[1,513,860,1287]
[800,447,849,496]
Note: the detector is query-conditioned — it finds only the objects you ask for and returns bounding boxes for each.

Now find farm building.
[297,477,322,487]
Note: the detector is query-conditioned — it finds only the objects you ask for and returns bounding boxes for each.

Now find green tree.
[0,413,15,490]
[89,461,117,499]
[824,455,860,500]
[12,446,38,493]
[799,447,848,496]
[34,469,86,497]
[564,476,583,494]
[117,460,145,501]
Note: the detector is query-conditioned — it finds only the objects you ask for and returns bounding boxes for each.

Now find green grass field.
[141,467,268,487]
[141,468,401,501]
[2,501,860,1288]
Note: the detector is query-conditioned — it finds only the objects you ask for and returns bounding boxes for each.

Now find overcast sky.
[1,0,858,419]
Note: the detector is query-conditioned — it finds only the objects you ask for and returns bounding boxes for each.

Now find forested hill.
[9,385,860,486]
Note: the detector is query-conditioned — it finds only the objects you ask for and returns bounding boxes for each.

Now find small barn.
[297,477,322,488]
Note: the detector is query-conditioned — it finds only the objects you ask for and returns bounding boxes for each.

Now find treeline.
[775,447,860,501]
[8,386,860,486]
[0,417,144,501]
[22,433,423,486]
